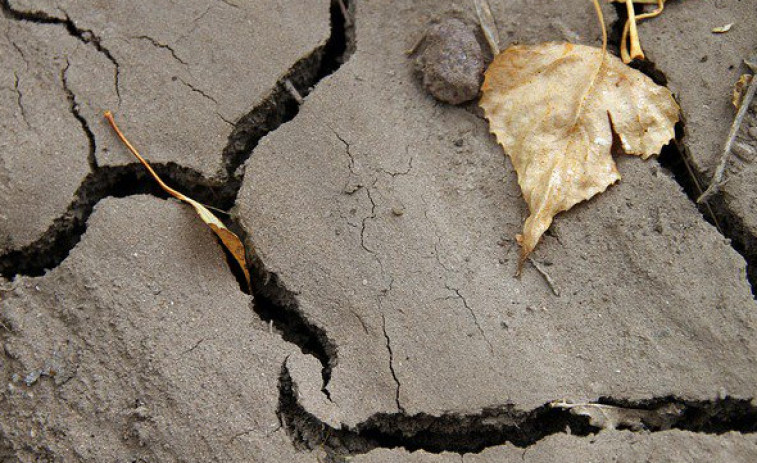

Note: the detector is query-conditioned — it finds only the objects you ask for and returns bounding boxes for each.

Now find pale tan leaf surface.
[104,111,251,289]
[480,43,679,269]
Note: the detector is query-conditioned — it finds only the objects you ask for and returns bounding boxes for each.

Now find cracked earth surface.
[1,0,757,462]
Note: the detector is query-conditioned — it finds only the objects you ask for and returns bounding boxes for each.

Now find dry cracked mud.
[1,1,757,462]
[638,0,757,289]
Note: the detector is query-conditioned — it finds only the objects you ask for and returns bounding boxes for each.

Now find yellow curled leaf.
[104,111,251,289]
[479,43,679,271]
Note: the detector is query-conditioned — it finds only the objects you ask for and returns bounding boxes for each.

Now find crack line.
[381,314,405,414]
[61,59,98,170]
[12,71,30,128]
[447,285,494,354]
[1,0,122,104]
[133,34,188,65]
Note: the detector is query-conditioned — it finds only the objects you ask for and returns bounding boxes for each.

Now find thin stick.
[474,0,500,56]
[105,111,185,200]
[698,59,757,203]
[284,79,304,105]
[529,258,560,296]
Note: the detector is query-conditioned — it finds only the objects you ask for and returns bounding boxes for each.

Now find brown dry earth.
[1,1,756,462]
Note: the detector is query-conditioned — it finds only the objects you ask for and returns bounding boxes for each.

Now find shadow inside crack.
[0,163,237,279]
[280,361,757,459]
[222,0,354,183]
[246,253,338,401]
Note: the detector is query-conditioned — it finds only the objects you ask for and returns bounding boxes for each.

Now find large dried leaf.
[480,42,678,269]
[104,111,251,289]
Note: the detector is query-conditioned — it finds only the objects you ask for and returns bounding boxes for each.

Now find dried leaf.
[480,43,679,270]
[733,74,752,109]
[551,400,683,430]
[104,111,251,289]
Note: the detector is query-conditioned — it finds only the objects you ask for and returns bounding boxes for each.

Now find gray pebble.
[414,18,485,105]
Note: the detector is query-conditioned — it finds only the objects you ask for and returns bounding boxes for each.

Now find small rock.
[414,18,485,105]
[24,370,40,386]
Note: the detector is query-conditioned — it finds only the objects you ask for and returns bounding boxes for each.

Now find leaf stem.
[570,0,607,128]
[620,0,664,64]
[104,111,185,202]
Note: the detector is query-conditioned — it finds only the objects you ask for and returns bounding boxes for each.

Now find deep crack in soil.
[2,1,757,460]
[278,363,757,461]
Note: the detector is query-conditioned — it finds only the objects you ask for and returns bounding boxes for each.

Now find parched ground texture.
[1,1,757,462]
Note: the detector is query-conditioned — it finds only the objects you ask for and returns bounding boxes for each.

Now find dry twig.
[698,55,757,203]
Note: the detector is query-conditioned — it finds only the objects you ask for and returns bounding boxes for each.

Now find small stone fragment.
[23,370,40,386]
[414,18,484,105]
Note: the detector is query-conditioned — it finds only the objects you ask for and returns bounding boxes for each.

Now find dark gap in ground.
[224,0,355,399]
[222,0,355,397]
[0,163,236,279]
[221,0,354,191]
[598,396,757,434]
[251,257,337,400]
[653,92,757,297]
[277,363,595,460]
[280,365,757,460]
[1,0,353,403]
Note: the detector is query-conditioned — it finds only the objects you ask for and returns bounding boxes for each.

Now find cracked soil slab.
[237,0,757,428]
[0,196,317,462]
[638,0,757,282]
[2,0,331,200]
[0,16,92,254]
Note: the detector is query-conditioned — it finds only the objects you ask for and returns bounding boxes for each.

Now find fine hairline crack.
[1,0,122,104]
[381,314,405,414]
[61,59,98,170]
